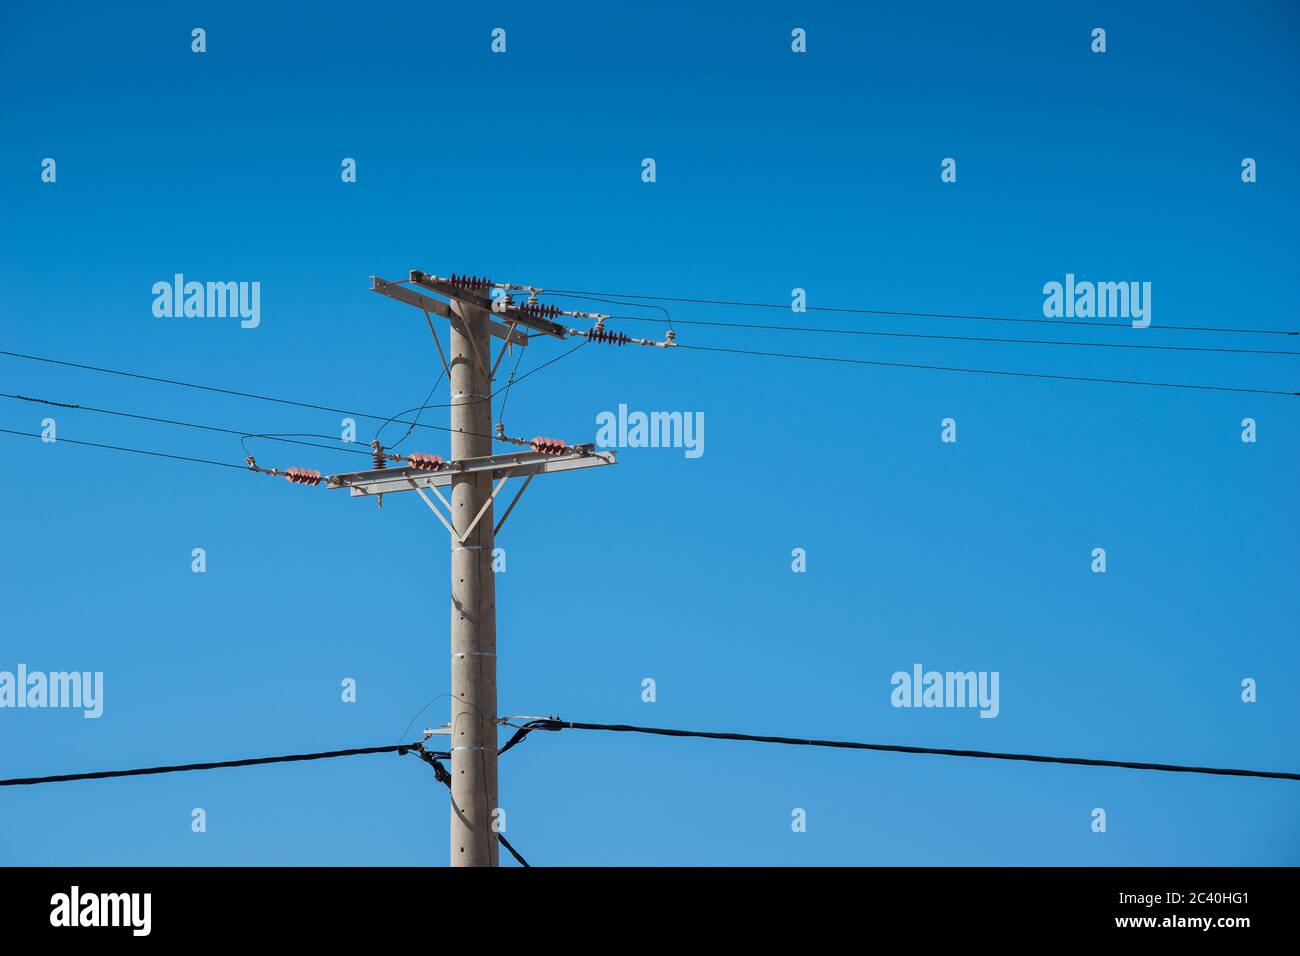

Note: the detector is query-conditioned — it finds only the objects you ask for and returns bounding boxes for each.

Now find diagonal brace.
[493,473,535,537]
[456,476,511,545]
[410,481,458,539]
[420,306,453,379]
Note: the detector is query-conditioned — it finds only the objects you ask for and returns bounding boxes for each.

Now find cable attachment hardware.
[246,456,282,479]
[407,743,453,787]
[530,436,567,456]
[407,452,447,472]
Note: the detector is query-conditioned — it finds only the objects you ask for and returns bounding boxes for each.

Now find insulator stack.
[371,441,387,471]
[519,302,562,321]
[447,273,493,292]
[407,453,447,472]
[530,436,567,456]
[585,327,632,346]
[284,467,323,485]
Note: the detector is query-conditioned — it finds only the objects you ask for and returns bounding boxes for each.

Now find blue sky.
[0,0,1297,865]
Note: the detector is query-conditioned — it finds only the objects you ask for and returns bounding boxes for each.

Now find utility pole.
[304,270,676,867]
[446,292,499,866]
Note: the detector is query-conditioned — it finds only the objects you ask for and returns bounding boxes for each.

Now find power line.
[597,315,1300,357]
[510,719,1300,782]
[408,745,531,866]
[0,347,581,447]
[678,343,1298,397]
[0,743,423,787]
[0,348,470,438]
[544,288,1297,337]
[0,426,247,470]
[1,392,375,458]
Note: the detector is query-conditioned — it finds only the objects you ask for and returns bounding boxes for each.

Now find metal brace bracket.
[410,476,511,546]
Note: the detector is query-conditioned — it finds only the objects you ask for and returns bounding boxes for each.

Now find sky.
[0,1,1296,866]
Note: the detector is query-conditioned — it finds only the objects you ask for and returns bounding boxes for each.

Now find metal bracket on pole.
[330,447,616,498]
[370,276,529,349]
[456,475,510,545]
[421,306,453,379]
[490,323,520,381]
[407,473,524,544]
[410,481,459,539]
[450,303,492,382]
[493,472,535,536]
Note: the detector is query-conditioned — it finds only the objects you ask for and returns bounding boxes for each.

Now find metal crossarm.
[370,275,530,348]
[409,271,568,339]
[329,447,616,498]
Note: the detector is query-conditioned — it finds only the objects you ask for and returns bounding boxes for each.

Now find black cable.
[373,368,447,451]
[527,719,1300,781]
[0,743,421,787]
[545,288,1297,336]
[0,346,584,446]
[1,391,375,459]
[493,339,588,394]
[678,343,1299,397]
[410,746,531,866]
[544,290,675,331]
[497,832,530,867]
[0,426,247,470]
[497,719,559,758]
[598,316,1300,357]
[0,348,468,438]
[495,346,527,427]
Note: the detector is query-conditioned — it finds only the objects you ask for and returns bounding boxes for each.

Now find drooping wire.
[373,367,447,452]
[596,316,1300,357]
[495,345,527,429]
[0,743,422,787]
[0,348,461,438]
[677,344,1298,397]
[407,745,530,866]
[0,426,247,470]
[542,289,1296,337]
[2,392,372,459]
[542,290,674,332]
[505,719,1300,782]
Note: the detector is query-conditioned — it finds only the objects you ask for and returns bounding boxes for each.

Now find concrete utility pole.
[447,294,499,866]
[324,270,671,866]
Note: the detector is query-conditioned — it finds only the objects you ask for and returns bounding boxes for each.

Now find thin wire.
[544,290,674,331]
[678,344,1298,397]
[598,316,1300,357]
[0,348,462,438]
[0,426,247,470]
[490,339,589,397]
[544,289,1297,337]
[0,743,420,787]
[0,390,372,458]
[0,336,583,456]
[526,719,1300,782]
[374,368,447,451]
[496,346,527,427]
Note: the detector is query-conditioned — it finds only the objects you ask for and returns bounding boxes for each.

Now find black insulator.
[587,327,631,346]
